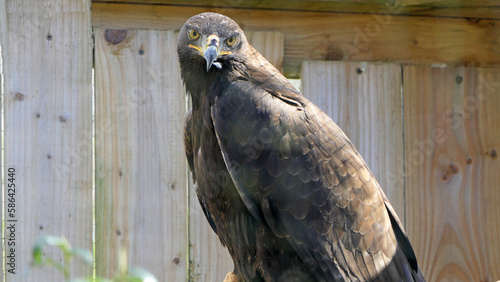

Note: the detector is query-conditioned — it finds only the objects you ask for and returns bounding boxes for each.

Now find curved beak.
[189,34,231,72]
[204,45,218,72]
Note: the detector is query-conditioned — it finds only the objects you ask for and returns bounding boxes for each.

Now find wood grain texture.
[1,0,93,280]
[92,0,500,20]
[0,0,6,274]
[187,29,285,282]
[91,3,500,78]
[0,1,8,274]
[403,66,500,281]
[94,28,187,281]
[301,61,405,226]
[245,31,284,73]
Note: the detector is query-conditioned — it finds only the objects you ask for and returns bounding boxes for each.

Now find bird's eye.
[188,29,200,40]
[226,36,237,46]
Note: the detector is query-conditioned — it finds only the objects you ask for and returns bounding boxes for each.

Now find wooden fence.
[1,1,499,281]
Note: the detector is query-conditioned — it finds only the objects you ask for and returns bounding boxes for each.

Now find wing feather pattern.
[184,110,219,235]
[211,80,424,281]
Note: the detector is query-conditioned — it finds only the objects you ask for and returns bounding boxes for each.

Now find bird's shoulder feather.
[211,79,419,280]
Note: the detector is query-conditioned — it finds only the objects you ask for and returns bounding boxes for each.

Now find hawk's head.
[177,12,247,73]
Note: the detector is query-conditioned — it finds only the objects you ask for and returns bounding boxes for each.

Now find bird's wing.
[184,110,218,234]
[184,109,195,173]
[211,80,414,280]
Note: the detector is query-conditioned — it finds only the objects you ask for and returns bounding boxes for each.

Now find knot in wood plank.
[105,29,127,44]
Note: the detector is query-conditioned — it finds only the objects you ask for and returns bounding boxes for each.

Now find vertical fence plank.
[0,0,6,276]
[187,31,285,281]
[301,61,405,224]
[477,68,500,282]
[1,0,93,280]
[0,0,6,277]
[403,66,500,281]
[95,28,187,281]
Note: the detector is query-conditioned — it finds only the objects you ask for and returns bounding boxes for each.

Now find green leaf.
[36,236,71,253]
[32,235,157,282]
[70,277,113,282]
[32,241,44,265]
[127,267,158,282]
[71,248,93,264]
[32,236,68,265]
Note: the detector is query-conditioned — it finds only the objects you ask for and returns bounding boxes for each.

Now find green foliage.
[32,236,157,282]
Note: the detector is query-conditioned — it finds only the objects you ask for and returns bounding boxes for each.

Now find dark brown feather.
[178,12,425,282]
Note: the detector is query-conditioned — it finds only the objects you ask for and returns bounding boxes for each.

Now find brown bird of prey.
[178,12,425,282]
